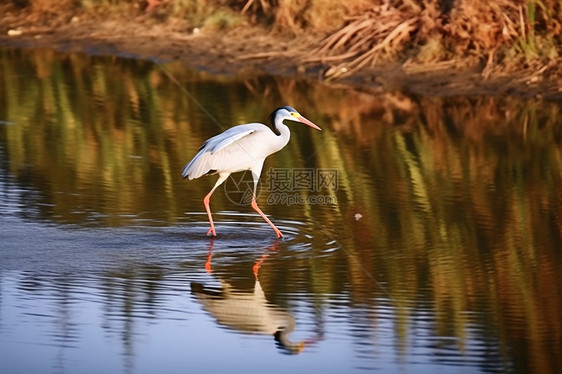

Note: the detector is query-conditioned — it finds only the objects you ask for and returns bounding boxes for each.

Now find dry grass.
[303,0,562,78]
[5,0,562,78]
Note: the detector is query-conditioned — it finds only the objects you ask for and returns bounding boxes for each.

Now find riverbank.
[1,2,561,100]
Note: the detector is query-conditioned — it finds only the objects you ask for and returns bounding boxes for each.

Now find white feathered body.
[182,123,290,180]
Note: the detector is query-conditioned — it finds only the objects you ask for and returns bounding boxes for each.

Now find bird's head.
[269,106,322,131]
[274,331,308,355]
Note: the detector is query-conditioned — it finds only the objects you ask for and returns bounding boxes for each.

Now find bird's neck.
[272,122,291,149]
[274,121,290,137]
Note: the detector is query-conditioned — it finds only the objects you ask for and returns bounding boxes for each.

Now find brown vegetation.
[2,0,561,83]
[305,0,561,78]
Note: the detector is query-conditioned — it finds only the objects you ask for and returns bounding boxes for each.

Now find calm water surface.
[1,48,561,373]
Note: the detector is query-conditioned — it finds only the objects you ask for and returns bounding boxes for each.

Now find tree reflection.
[1,47,561,372]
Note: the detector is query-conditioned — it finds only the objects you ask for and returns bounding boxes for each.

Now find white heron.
[182,106,321,238]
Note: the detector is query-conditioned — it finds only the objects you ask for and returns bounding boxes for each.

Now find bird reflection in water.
[191,240,317,354]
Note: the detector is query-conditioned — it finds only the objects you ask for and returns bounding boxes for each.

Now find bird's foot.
[206,227,216,237]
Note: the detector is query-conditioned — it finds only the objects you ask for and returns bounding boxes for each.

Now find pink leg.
[253,237,281,276]
[202,173,230,237]
[203,191,216,237]
[205,240,214,273]
[251,196,284,238]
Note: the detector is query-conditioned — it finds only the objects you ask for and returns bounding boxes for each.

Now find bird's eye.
[290,112,298,117]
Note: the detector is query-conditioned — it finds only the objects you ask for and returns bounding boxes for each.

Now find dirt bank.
[1,5,561,100]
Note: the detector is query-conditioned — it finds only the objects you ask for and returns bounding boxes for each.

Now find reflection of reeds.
[1,48,561,372]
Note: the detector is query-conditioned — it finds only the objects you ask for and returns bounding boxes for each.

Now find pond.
[1,48,561,374]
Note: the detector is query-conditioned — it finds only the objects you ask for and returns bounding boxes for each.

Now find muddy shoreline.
[1,15,561,101]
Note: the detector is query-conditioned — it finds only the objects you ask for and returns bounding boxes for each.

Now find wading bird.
[182,106,321,238]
